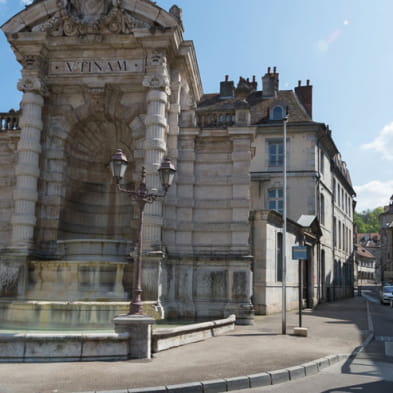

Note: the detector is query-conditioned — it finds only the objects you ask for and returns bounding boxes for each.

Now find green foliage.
[354,207,384,233]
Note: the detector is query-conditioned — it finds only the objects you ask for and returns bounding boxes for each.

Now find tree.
[354,207,384,233]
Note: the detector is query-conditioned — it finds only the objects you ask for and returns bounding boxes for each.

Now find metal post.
[282,116,288,335]
[298,259,303,327]
[129,198,146,315]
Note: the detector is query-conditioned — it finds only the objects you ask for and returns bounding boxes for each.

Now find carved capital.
[17,77,48,96]
[143,74,171,96]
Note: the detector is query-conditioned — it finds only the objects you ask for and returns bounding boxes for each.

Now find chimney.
[235,76,257,98]
[295,79,313,118]
[262,67,279,97]
[220,75,235,99]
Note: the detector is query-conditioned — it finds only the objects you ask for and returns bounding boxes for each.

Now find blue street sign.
[292,246,307,260]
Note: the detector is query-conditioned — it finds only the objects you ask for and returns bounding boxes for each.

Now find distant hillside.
[354,207,384,233]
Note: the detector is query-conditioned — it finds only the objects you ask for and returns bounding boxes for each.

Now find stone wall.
[0,131,19,251]
[162,256,253,324]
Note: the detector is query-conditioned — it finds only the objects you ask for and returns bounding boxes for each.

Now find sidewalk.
[0,296,370,393]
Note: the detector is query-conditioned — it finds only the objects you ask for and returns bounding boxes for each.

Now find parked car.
[380,285,393,305]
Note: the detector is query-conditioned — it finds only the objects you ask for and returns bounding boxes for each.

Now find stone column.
[11,55,47,252]
[142,51,171,250]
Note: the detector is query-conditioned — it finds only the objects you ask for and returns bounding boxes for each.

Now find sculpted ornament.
[32,0,153,38]
[17,77,47,96]
[68,0,112,22]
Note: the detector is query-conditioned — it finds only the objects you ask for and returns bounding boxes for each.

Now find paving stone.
[302,361,319,376]
[325,354,340,365]
[201,379,227,393]
[248,372,271,388]
[225,376,250,391]
[128,387,167,393]
[167,382,203,393]
[317,357,330,370]
[287,365,306,380]
[269,369,290,385]
[98,390,128,393]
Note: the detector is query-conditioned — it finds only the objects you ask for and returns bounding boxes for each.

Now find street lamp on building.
[110,149,176,315]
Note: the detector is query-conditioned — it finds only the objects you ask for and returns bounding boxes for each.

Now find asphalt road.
[237,287,393,393]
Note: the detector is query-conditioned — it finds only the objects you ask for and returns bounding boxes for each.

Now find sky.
[1,0,393,212]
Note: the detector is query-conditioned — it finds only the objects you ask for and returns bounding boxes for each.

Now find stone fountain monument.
[0,0,254,333]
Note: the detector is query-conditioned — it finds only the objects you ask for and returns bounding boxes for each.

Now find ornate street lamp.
[110,149,176,315]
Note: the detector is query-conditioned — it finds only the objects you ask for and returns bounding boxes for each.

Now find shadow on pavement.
[322,380,393,393]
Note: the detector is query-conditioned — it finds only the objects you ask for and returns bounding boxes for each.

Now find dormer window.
[271,105,284,120]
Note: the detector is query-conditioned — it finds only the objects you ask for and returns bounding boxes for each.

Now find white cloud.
[354,180,393,212]
[0,0,7,4]
[21,0,33,4]
[361,121,393,160]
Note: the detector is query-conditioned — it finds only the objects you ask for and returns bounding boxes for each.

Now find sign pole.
[298,259,302,327]
[292,245,307,334]
[282,116,288,335]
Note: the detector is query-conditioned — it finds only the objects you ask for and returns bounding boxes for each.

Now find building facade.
[355,245,376,285]
[0,0,354,328]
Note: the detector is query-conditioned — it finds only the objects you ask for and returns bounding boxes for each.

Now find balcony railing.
[0,110,20,132]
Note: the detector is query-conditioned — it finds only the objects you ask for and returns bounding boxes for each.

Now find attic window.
[271,106,284,120]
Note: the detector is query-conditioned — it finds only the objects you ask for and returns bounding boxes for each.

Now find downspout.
[316,132,322,303]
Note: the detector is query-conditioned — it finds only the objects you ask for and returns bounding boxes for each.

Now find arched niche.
[58,115,136,242]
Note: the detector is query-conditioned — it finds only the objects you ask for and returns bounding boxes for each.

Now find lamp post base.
[293,327,308,337]
[113,314,154,359]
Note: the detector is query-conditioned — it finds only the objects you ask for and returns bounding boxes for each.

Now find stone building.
[356,233,381,283]
[354,244,376,284]
[0,0,354,328]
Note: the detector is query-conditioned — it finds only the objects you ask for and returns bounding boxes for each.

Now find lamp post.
[110,149,176,315]
[282,115,288,335]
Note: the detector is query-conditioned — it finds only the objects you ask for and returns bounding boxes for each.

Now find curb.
[74,297,374,393]
[84,353,349,393]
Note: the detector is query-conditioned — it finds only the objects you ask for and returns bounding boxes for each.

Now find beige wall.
[0,132,18,249]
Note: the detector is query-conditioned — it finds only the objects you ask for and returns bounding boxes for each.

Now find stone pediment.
[2,0,180,36]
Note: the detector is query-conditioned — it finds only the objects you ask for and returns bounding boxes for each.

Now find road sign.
[292,246,307,260]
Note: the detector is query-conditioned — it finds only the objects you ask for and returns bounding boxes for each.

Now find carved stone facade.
[0,1,354,327]
[0,0,253,326]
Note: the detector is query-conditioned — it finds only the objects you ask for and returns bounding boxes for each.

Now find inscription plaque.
[49,59,145,75]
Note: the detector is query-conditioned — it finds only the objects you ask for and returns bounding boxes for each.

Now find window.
[320,193,325,225]
[276,232,283,282]
[342,222,345,251]
[338,220,342,250]
[337,184,341,207]
[333,179,336,203]
[271,105,284,120]
[333,217,337,247]
[268,188,284,214]
[320,150,324,174]
[341,188,344,210]
[268,141,284,167]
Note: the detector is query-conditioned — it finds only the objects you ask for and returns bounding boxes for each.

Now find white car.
[380,285,393,305]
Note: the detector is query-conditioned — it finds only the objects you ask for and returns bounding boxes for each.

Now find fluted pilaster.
[142,51,170,249]
[11,70,46,251]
